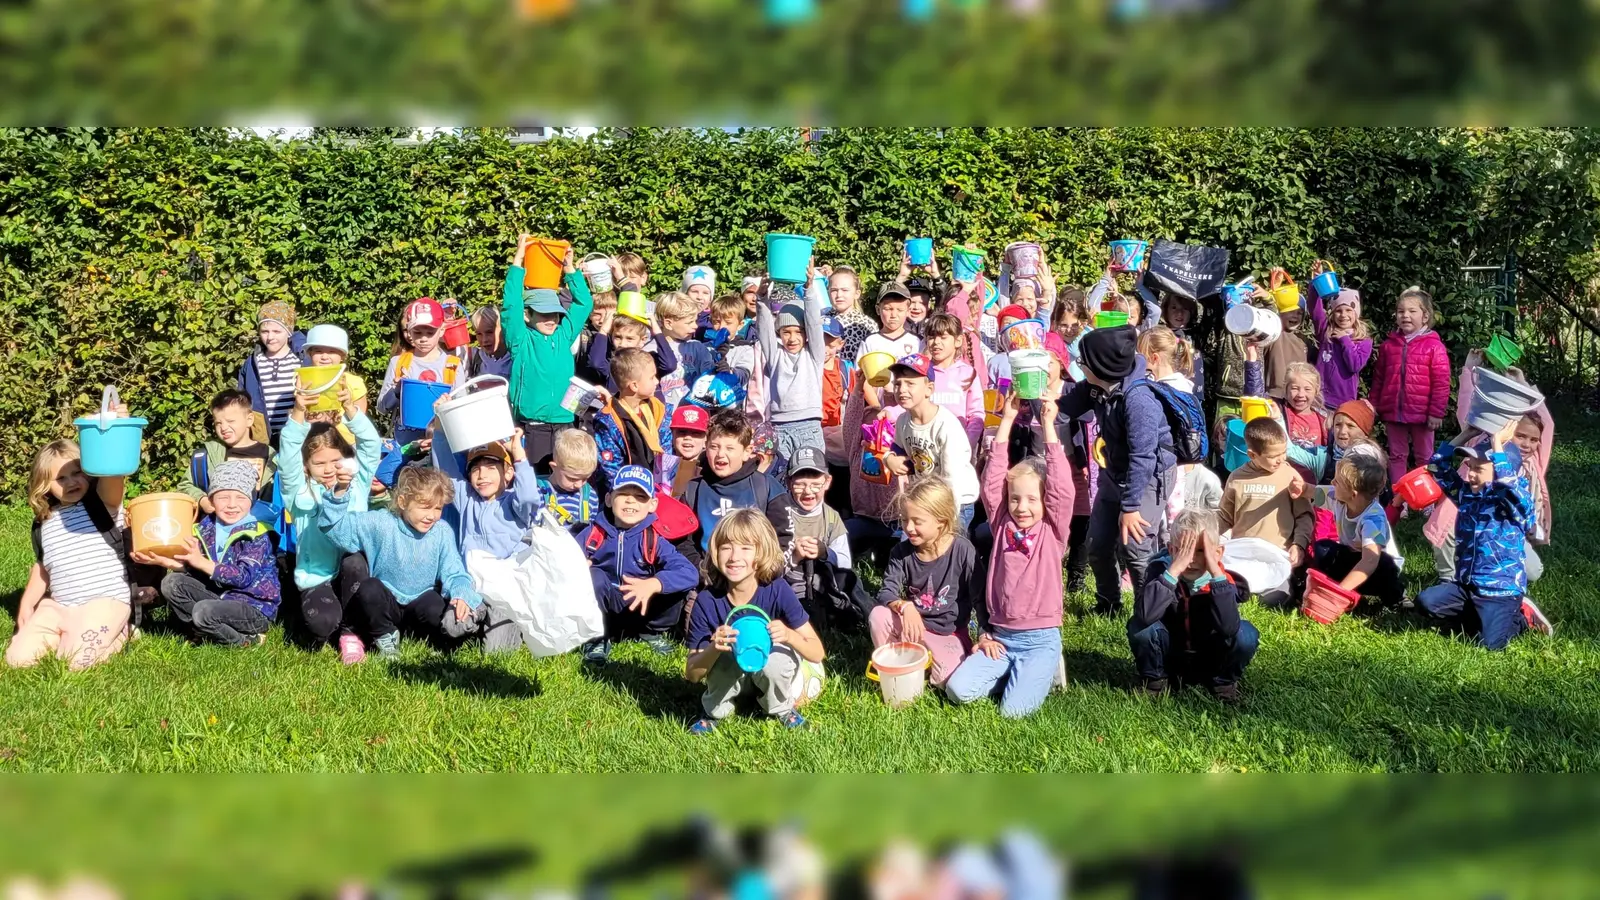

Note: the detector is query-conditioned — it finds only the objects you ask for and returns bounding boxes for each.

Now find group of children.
[10,235,1558,728]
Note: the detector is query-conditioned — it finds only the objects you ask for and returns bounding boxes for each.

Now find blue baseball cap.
[523,288,563,314]
[612,465,655,498]
[821,318,843,341]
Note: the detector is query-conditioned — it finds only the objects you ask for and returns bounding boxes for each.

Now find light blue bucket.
[952,246,984,282]
[764,232,816,283]
[905,237,934,266]
[1223,418,1249,472]
[1311,270,1341,300]
[399,378,451,431]
[1109,239,1149,272]
[75,386,147,477]
[728,605,773,673]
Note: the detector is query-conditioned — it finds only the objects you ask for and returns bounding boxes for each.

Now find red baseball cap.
[670,404,710,433]
[405,297,445,330]
[890,353,932,379]
[995,304,1031,326]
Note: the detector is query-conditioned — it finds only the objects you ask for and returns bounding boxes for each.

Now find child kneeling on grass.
[1297,453,1405,609]
[1416,421,1552,649]
[1128,508,1259,703]
[944,393,1073,719]
[139,461,281,648]
[578,465,699,662]
[871,478,980,688]
[322,466,482,658]
[685,509,826,735]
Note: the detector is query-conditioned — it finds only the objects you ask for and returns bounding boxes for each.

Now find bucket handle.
[1269,266,1294,290]
[1310,258,1333,277]
[98,385,121,431]
[446,374,509,401]
[297,364,346,396]
[579,252,610,266]
[865,646,933,682]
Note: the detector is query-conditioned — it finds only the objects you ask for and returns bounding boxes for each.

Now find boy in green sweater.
[180,390,276,514]
[502,235,594,474]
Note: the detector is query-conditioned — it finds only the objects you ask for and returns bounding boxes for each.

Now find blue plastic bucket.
[764,232,816,283]
[1109,239,1149,272]
[728,606,772,673]
[75,386,147,477]
[1224,418,1249,472]
[905,237,934,266]
[952,246,984,282]
[400,378,451,431]
[1311,270,1341,300]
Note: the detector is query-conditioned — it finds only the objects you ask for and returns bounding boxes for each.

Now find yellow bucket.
[127,492,197,557]
[860,351,897,388]
[1241,396,1275,423]
[617,290,650,324]
[297,364,346,413]
[983,388,1004,428]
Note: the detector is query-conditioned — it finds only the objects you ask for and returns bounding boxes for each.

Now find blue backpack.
[1146,380,1208,464]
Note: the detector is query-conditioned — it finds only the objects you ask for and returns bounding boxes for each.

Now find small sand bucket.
[860,351,897,388]
[1484,333,1522,372]
[1002,318,1046,351]
[440,317,471,350]
[1004,242,1043,279]
[560,376,603,415]
[617,290,650,324]
[952,246,984,283]
[1225,304,1282,346]
[74,386,147,477]
[1240,396,1275,423]
[1394,467,1444,510]
[1010,349,1050,400]
[399,379,451,431]
[297,364,347,413]
[1223,418,1249,471]
[436,376,515,450]
[905,237,934,266]
[127,492,198,558]
[865,641,931,709]
[1268,267,1301,313]
[983,389,1004,428]
[522,237,570,290]
[1109,239,1149,272]
[1094,311,1129,329]
[580,253,614,293]
[765,232,815,284]
[1301,569,1360,624]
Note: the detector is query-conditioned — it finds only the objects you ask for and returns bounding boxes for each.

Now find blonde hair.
[897,477,959,540]
[614,252,648,283]
[28,439,80,522]
[1005,456,1048,495]
[1137,327,1194,379]
[1334,453,1387,500]
[553,428,599,473]
[391,466,452,514]
[705,508,785,593]
[610,315,650,342]
[1171,507,1220,545]
[653,291,697,324]
[590,290,618,312]
[611,348,654,388]
[710,294,746,326]
[1397,286,1435,326]
[1285,362,1325,408]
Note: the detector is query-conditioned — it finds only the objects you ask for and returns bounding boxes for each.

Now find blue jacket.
[235,332,308,417]
[1428,441,1534,598]
[194,516,281,619]
[580,511,699,594]
[1061,356,1175,511]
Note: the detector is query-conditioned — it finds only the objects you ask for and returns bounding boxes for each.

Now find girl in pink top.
[944,392,1074,719]
[923,312,986,449]
[1370,287,1451,484]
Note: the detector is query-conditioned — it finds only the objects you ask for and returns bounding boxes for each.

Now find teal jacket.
[502,266,595,424]
[276,413,384,591]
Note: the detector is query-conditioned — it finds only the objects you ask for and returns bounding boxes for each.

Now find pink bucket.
[1004,242,1043,279]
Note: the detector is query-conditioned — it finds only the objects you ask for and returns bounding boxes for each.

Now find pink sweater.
[981,439,1074,630]
[931,358,985,447]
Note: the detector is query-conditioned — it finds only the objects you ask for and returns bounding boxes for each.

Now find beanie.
[256,301,296,332]
[1329,288,1362,320]
[208,460,260,500]
[1079,325,1137,381]
[1333,398,1376,436]
[683,265,717,293]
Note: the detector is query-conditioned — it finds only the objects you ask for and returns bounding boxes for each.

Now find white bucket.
[436,376,515,450]
[580,253,614,293]
[560,376,603,415]
[1466,367,1545,433]
[1220,536,1292,594]
[866,641,930,709]
[1225,304,1282,346]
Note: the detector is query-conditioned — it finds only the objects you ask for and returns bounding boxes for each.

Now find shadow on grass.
[0,588,20,619]
[389,657,541,700]
[582,656,701,724]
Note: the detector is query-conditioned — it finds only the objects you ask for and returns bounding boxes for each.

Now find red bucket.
[1301,570,1360,624]
[1394,466,1443,510]
[441,317,472,350]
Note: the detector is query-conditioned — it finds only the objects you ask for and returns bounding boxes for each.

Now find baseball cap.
[523,288,564,314]
[890,352,932,379]
[904,276,935,297]
[467,443,511,467]
[787,446,828,478]
[821,318,843,341]
[405,297,444,330]
[670,403,709,433]
[876,281,911,303]
[612,465,656,498]
[1456,440,1521,468]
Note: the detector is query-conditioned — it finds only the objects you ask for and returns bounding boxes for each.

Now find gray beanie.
[774,303,805,333]
[208,460,259,500]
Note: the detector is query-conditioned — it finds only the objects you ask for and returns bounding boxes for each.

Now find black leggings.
[521,421,567,476]
[355,578,449,644]
[1066,513,1091,582]
[299,553,369,643]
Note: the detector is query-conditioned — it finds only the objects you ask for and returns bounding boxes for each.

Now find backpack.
[1147,379,1209,464]
[584,523,660,567]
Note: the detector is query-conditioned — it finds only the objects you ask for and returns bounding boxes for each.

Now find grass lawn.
[2,405,1599,773]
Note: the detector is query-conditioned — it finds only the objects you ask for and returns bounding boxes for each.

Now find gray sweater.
[757,275,826,424]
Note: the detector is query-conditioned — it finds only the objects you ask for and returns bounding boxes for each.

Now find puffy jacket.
[193,516,281,619]
[1060,356,1175,512]
[1371,330,1450,424]
[579,511,699,594]
[1427,441,1533,598]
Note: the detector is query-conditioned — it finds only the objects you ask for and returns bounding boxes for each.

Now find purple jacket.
[193,516,281,619]
[1309,293,1373,408]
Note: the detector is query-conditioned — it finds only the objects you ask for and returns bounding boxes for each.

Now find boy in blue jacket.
[579,465,699,662]
[1060,325,1176,617]
[1417,420,1551,649]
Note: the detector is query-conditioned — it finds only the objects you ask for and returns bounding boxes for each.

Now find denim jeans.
[1127,619,1260,687]
[944,625,1062,718]
[1416,582,1525,651]
[772,418,826,482]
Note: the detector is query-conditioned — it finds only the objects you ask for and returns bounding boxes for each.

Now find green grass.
[2,405,1600,772]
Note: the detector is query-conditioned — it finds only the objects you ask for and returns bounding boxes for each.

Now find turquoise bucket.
[1109,239,1149,272]
[399,378,451,431]
[75,386,147,477]
[952,246,984,282]
[764,232,816,283]
[905,237,934,266]
[1224,418,1249,472]
[728,605,773,673]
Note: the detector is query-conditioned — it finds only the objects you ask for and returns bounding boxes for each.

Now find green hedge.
[2,127,1595,495]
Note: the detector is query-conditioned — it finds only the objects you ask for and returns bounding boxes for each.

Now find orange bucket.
[127,492,198,558]
[1394,466,1443,510]
[1301,569,1360,624]
[522,237,570,290]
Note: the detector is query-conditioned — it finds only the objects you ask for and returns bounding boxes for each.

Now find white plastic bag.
[467,511,603,656]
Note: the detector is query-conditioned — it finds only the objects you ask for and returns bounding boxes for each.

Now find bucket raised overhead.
[75,386,147,477]
[764,233,815,284]
[1466,367,1544,433]
[436,376,514,451]
[522,237,570,290]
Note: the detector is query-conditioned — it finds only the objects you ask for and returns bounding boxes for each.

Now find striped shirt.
[39,501,130,607]
[254,351,300,436]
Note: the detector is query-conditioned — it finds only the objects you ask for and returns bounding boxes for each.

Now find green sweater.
[502,266,594,424]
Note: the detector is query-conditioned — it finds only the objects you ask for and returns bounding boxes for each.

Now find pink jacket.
[1370,330,1450,424]
[981,438,1074,631]
[931,359,986,449]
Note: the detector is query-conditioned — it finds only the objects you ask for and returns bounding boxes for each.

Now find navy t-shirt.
[686,580,810,651]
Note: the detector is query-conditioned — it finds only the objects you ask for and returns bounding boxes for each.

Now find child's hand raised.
[562,245,576,274]
[896,247,912,282]
[1002,392,1023,421]
[337,386,355,418]
[1492,417,1518,451]
[514,234,531,268]
[1040,396,1058,423]
[506,428,526,463]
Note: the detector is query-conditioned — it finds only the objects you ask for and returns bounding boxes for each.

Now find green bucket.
[1484,333,1522,372]
[1010,349,1050,400]
[1094,311,1129,329]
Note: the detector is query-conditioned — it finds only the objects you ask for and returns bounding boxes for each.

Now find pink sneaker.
[338,634,367,665]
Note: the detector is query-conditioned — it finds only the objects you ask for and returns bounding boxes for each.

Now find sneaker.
[689,717,719,735]
[777,710,807,729]
[643,633,676,656]
[581,638,613,663]
[1052,657,1068,691]
[1210,681,1242,704]
[374,631,401,659]
[1522,598,1554,636]
[1066,573,1088,595]
[1137,678,1168,698]
[338,634,367,666]
[249,632,268,647]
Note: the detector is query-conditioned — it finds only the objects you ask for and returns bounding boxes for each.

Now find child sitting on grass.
[871,478,980,688]
[944,393,1073,718]
[1217,418,1314,610]
[538,428,602,533]
[1299,453,1405,608]
[7,436,134,670]
[140,461,281,648]
[322,466,482,658]
[180,389,276,514]
[783,445,869,630]
[680,411,793,569]
[685,510,826,734]
[1128,508,1258,704]
[436,431,542,652]
[1416,422,1551,649]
